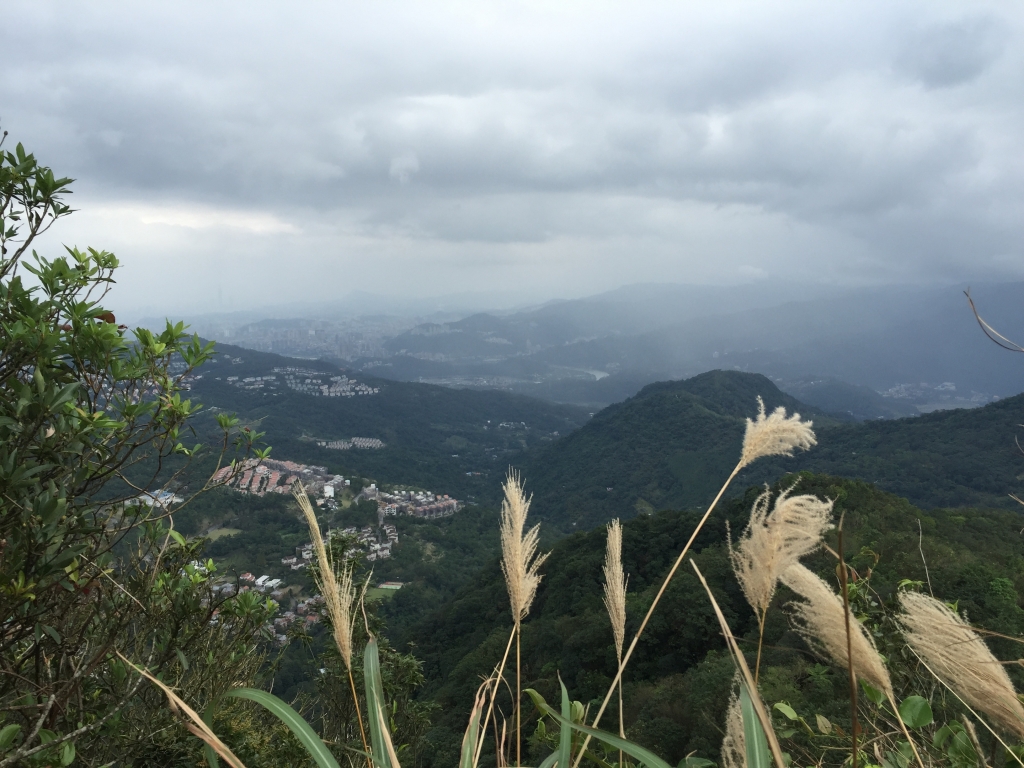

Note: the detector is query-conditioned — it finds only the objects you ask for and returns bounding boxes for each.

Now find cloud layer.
[3,1,1022,316]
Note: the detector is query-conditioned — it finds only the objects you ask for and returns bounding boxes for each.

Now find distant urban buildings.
[217,367,380,398]
[212,458,348,497]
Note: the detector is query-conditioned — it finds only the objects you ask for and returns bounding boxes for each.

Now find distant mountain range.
[358,281,1024,415]
[518,370,1024,532]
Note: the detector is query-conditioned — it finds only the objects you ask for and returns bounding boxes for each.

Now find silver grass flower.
[899,591,1024,737]
[500,471,549,627]
[781,563,892,696]
[294,486,359,671]
[730,486,833,620]
[602,519,628,658]
[739,397,816,469]
[720,689,745,768]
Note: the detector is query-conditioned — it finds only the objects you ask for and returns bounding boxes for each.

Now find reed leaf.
[559,677,573,768]
[203,688,342,768]
[364,636,401,768]
[525,689,672,768]
[459,683,488,768]
[740,683,771,768]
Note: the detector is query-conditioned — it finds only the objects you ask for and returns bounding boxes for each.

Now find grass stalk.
[837,521,859,768]
[347,666,370,766]
[690,560,787,768]
[754,614,766,686]
[907,649,1024,768]
[572,462,742,766]
[516,628,522,767]
[474,627,516,766]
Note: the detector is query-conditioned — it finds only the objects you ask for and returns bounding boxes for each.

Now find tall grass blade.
[559,677,573,768]
[690,561,787,768]
[525,689,672,768]
[204,688,342,768]
[364,636,401,768]
[460,683,488,768]
[739,683,771,768]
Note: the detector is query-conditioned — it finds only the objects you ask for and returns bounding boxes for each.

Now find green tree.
[0,129,270,764]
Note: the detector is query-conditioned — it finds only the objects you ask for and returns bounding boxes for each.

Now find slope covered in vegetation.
[519,370,1024,531]
[392,474,1024,766]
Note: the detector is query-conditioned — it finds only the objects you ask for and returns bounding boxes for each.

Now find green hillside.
[393,475,1024,767]
[188,343,588,498]
[519,370,1024,531]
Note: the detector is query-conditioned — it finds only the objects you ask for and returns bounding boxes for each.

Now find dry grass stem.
[729,485,833,621]
[720,690,745,768]
[691,560,787,768]
[500,471,549,627]
[120,653,247,768]
[739,397,816,469]
[781,564,892,696]
[899,591,1024,738]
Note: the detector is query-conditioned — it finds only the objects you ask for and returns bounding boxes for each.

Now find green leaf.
[815,714,832,735]
[933,724,954,750]
[898,696,933,728]
[458,694,483,768]
[0,723,21,750]
[558,676,572,768]
[526,688,672,768]
[168,529,186,546]
[860,680,885,706]
[206,688,341,768]
[682,758,716,768]
[740,683,772,768]
[60,741,75,766]
[773,703,798,721]
[364,636,399,768]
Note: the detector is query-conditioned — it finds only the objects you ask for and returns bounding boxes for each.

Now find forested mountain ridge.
[393,475,1024,767]
[519,369,1024,531]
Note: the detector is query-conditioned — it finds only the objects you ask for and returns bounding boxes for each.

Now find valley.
[163,338,1024,765]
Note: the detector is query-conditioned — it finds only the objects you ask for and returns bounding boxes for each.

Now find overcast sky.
[4,1,1023,318]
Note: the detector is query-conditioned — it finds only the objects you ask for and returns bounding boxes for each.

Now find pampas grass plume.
[294,485,359,670]
[781,563,892,696]
[500,471,549,626]
[899,590,1024,738]
[602,519,628,657]
[740,397,816,469]
[730,486,833,620]
[720,690,745,768]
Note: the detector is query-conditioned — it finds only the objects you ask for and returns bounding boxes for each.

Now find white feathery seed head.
[602,518,628,658]
[781,563,892,696]
[294,485,359,670]
[720,688,745,768]
[729,485,834,620]
[500,470,549,626]
[740,397,816,468]
[899,590,1024,738]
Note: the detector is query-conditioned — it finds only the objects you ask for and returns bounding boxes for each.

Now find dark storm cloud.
[2,1,1022,313]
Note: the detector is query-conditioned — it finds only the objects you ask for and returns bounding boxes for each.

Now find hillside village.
[205,456,461,644]
[216,365,381,397]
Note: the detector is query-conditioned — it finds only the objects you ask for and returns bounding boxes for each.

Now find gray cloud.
[2,1,1023,316]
